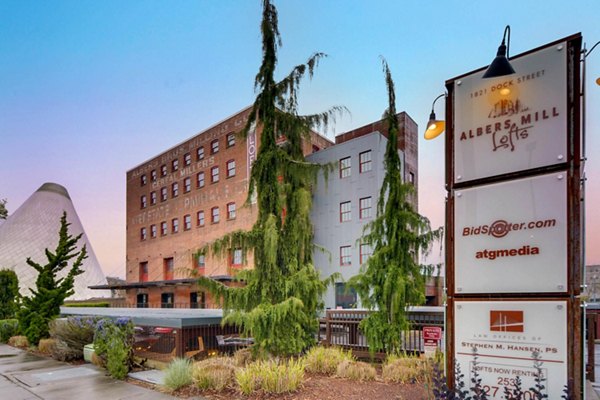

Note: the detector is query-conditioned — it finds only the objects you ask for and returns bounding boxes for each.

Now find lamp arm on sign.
[424,93,446,140]
[482,25,516,79]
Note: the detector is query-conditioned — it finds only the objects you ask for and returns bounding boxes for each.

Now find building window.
[226,133,235,148]
[359,197,372,219]
[184,152,191,166]
[197,172,205,188]
[172,218,179,233]
[197,210,205,227]
[197,146,205,160]
[190,291,206,309]
[339,157,351,178]
[164,257,174,280]
[172,182,179,197]
[231,248,242,266]
[150,191,157,205]
[184,177,191,193]
[196,254,206,268]
[211,166,219,183]
[161,292,174,308]
[211,207,219,224]
[140,195,147,209]
[226,159,236,178]
[137,293,148,308]
[161,164,167,177]
[161,221,168,236]
[140,227,147,241]
[150,224,157,238]
[139,262,148,282]
[161,187,168,202]
[141,174,147,186]
[340,201,351,223]
[360,243,372,265]
[340,246,352,266]
[227,202,236,220]
[211,139,219,154]
[172,158,179,172]
[408,172,415,184]
[151,170,157,181]
[335,283,357,309]
[359,150,372,173]
[183,214,192,231]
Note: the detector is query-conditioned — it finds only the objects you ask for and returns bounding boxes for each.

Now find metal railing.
[319,308,444,359]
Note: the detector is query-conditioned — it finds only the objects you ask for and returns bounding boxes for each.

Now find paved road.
[0,344,175,400]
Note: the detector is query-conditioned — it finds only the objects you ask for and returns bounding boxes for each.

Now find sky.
[1,0,599,279]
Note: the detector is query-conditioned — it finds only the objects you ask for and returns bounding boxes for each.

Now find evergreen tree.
[0,269,19,319]
[197,0,342,356]
[0,198,7,220]
[17,212,87,345]
[348,59,442,355]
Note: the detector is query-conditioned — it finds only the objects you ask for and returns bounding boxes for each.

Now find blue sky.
[1,0,599,277]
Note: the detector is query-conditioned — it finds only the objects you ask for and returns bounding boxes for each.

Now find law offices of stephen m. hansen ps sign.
[455,301,567,399]
[454,171,567,294]
[453,40,568,183]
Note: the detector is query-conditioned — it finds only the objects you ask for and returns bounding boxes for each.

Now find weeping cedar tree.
[196,0,343,356]
[0,269,19,319]
[348,60,442,355]
[17,212,87,345]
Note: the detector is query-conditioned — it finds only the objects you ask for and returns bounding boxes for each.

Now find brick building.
[112,107,332,308]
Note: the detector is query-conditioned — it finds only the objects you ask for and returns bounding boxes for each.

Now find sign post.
[445,34,583,398]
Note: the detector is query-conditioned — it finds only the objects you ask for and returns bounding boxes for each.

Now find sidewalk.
[0,344,175,400]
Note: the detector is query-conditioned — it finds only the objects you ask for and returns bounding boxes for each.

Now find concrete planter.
[83,344,95,363]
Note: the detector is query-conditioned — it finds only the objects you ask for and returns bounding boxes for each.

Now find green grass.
[163,358,193,391]
[303,346,354,375]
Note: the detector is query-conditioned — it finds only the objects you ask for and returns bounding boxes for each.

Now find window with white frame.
[161,164,167,177]
[184,153,191,166]
[150,224,157,238]
[140,227,147,241]
[197,146,205,160]
[211,166,219,183]
[197,172,205,188]
[172,158,179,172]
[172,218,179,233]
[151,169,157,181]
[211,139,219,154]
[172,182,179,197]
[141,174,147,186]
[197,210,205,227]
[231,248,242,266]
[227,202,236,220]
[359,150,372,173]
[227,133,235,147]
[184,214,191,230]
[161,221,168,236]
[360,243,372,265]
[141,195,147,209]
[184,177,191,193]
[150,191,157,205]
[359,197,372,219]
[211,207,219,223]
[340,246,352,266]
[161,187,167,201]
[339,157,351,178]
[226,159,236,178]
[340,201,351,222]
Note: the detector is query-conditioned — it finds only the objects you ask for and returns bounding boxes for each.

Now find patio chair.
[185,337,206,359]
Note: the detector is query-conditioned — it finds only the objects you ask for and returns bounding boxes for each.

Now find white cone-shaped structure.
[0,183,109,300]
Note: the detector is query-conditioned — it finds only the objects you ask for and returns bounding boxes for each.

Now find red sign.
[423,326,442,341]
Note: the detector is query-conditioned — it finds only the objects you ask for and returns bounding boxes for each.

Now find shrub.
[49,317,98,361]
[304,346,354,375]
[163,358,193,391]
[235,359,305,395]
[93,318,134,380]
[382,356,427,383]
[38,338,57,355]
[64,302,110,308]
[0,319,19,343]
[233,348,254,367]
[8,335,29,348]
[0,269,19,319]
[193,357,235,391]
[336,360,376,381]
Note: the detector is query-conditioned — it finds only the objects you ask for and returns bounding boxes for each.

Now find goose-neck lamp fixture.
[425,93,446,140]
[482,25,516,79]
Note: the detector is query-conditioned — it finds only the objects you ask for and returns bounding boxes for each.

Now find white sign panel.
[454,41,567,183]
[454,171,567,294]
[454,301,567,398]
